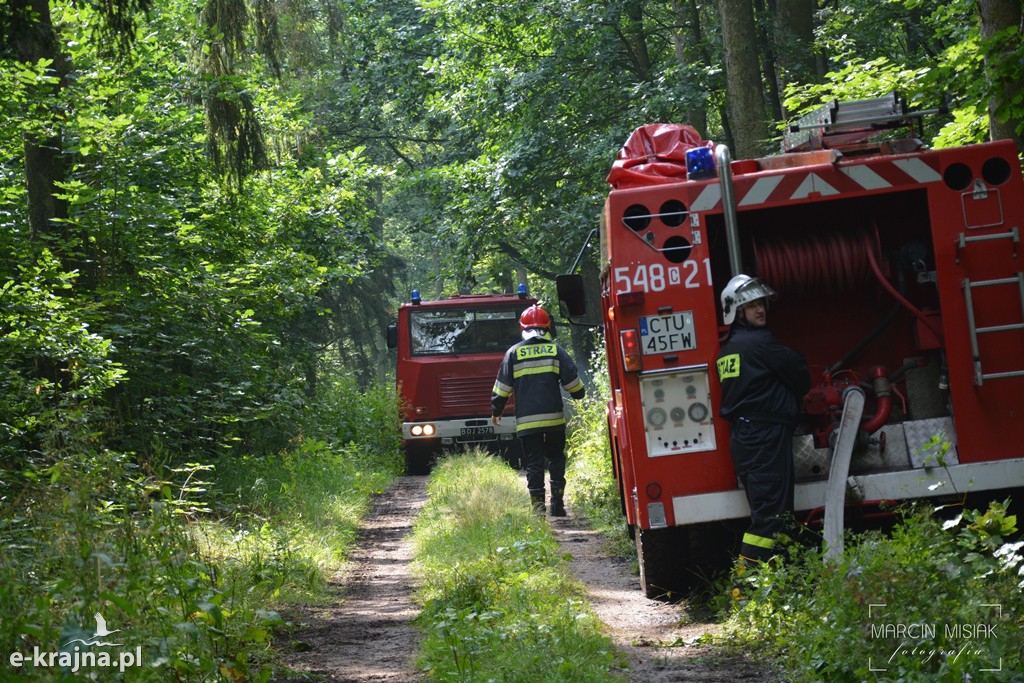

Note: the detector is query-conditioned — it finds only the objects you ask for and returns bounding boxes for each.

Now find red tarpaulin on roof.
[605,123,710,189]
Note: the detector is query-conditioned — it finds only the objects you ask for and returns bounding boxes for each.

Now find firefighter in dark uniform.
[715,274,811,568]
[491,304,585,516]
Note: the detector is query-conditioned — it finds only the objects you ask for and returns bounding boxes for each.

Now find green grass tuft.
[720,500,1024,681]
[412,451,622,682]
[0,375,403,681]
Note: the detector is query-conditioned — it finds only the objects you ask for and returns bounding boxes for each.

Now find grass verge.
[411,451,622,682]
[0,378,402,681]
[720,500,1024,681]
[195,437,399,606]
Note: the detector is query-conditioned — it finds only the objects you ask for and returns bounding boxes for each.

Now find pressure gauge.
[688,402,709,423]
[647,407,667,427]
[670,406,686,423]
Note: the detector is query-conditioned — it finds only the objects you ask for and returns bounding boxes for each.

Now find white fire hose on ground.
[823,385,865,563]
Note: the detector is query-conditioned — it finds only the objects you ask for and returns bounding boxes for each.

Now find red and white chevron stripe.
[690,157,942,212]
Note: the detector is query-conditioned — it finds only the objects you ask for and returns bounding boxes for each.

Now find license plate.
[460,426,494,437]
[639,311,697,355]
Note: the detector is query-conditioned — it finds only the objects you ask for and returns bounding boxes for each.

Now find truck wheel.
[495,439,523,469]
[635,525,691,600]
[404,444,435,475]
[688,521,741,578]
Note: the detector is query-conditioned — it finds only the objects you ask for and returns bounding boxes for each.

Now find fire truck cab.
[559,94,1024,598]
[387,288,536,474]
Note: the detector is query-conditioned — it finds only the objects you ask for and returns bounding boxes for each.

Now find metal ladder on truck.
[782,92,940,154]
[958,227,1024,385]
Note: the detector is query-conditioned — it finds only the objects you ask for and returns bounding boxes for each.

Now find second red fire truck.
[559,94,1024,598]
[388,287,536,474]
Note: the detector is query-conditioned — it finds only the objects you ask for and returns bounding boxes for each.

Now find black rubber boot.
[530,493,546,514]
[549,489,566,517]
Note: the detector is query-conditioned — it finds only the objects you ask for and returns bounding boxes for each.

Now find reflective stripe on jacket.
[491,336,585,435]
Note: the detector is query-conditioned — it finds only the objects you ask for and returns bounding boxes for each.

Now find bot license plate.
[460,426,494,437]
[639,311,697,355]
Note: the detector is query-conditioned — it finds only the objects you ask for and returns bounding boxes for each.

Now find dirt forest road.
[277,476,777,682]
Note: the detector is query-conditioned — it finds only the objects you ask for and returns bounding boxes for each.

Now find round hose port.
[623,204,651,231]
[942,163,972,191]
[982,157,1011,186]
[662,235,692,263]
[659,199,688,227]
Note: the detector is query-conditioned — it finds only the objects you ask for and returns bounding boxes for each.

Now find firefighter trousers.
[520,430,566,496]
[729,418,795,563]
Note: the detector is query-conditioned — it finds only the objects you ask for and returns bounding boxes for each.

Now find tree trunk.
[515,266,529,292]
[717,0,771,158]
[977,0,1024,152]
[773,0,818,89]
[624,0,652,81]
[672,0,709,135]
[10,0,71,258]
[754,0,783,121]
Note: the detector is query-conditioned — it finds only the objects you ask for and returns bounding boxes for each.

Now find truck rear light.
[646,482,662,499]
[615,291,645,307]
[620,329,642,372]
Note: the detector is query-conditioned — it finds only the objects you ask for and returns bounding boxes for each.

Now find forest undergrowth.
[0,375,402,682]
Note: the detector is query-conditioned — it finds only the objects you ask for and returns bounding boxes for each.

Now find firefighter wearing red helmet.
[491,304,586,515]
[518,303,551,331]
[715,274,811,574]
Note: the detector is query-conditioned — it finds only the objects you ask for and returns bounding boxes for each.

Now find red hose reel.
[754,228,878,295]
[754,228,898,446]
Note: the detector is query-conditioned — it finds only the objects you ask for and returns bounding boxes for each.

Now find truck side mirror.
[556,274,587,318]
[386,322,398,349]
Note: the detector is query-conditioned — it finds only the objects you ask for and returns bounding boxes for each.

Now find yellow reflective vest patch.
[717,353,740,380]
[515,343,556,360]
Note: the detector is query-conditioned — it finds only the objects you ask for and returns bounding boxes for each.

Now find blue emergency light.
[411,290,421,305]
[517,283,528,298]
[685,146,716,180]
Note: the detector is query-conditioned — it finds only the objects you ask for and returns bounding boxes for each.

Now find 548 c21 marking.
[613,258,712,294]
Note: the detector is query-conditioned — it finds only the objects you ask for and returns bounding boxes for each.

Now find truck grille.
[440,376,496,413]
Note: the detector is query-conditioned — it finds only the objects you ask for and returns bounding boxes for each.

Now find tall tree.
[717,0,771,156]
[2,0,152,267]
[199,0,268,189]
[754,0,784,120]
[4,0,71,263]
[977,0,1024,151]
[672,0,711,136]
[773,0,818,82]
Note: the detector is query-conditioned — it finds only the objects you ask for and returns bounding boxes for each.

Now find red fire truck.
[558,94,1024,598]
[387,287,536,474]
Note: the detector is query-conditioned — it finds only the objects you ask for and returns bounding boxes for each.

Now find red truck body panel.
[392,292,536,472]
[599,136,1024,533]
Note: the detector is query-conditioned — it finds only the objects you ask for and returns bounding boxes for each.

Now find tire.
[635,525,691,600]
[404,443,436,475]
[635,522,738,600]
[494,438,523,469]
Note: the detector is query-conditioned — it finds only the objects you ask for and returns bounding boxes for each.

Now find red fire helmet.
[519,304,551,330]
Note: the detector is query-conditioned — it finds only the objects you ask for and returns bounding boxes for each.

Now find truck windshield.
[409,308,522,356]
